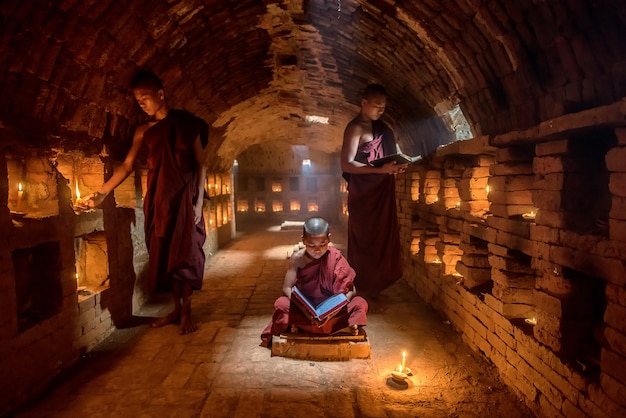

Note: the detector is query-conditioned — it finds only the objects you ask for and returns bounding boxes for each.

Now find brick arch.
[1,0,625,168]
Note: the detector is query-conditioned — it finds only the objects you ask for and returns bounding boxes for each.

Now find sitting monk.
[260,217,368,348]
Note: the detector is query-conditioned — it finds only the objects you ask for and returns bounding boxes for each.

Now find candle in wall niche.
[75,179,81,206]
[17,182,23,210]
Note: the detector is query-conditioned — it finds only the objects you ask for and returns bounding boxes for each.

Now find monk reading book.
[340,84,405,303]
[260,217,368,348]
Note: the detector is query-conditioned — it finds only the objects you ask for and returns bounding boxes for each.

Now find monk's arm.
[340,122,404,175]
[192,134,208,224]
[282,253,300,298]
[345,285,356,301]
[87,126,146,208]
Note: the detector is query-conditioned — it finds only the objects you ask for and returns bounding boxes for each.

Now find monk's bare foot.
[179,314,197,334]
[151,311,180,328]
[179,300,198,335]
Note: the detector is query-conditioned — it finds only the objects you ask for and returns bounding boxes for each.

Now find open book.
[291,286,349,325]
[370,144,422,167]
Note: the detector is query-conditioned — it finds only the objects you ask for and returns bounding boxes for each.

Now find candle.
[75,179,81,206]
[401,352,406,372]
[17,182,23,210]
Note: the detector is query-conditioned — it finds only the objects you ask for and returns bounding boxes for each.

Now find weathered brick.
[455,261,491,288]
[606,147,626,172]
[600,373,626,409]
[609,173,626,197]
[493,282,533,304]
[609,218,626,243]
[488,254,533,273]
[561,399,586,418]
[601,348,626,384]
[491,162,534,176]
[535,139,570,156]
[587,382,626,418]
[605,302,626,335]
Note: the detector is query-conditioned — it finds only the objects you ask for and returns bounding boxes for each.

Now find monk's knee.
[274,296,291,312]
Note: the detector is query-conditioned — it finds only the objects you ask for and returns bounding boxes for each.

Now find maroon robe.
[344,119,403,293]
[260,247,368,347]
[143,109,208,293]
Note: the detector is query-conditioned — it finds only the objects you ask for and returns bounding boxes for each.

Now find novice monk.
[340,84,406,302]
[82,70,208,335]
[260,217,368,348]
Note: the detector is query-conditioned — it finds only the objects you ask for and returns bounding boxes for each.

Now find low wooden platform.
[280,220,304,230]
[271,328,371,361]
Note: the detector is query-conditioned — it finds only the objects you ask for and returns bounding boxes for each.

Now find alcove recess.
[13,241,63,333]
[55,152,109,299]
[533,130,615,236]
[534,265,605,373]
[456,235,491,291]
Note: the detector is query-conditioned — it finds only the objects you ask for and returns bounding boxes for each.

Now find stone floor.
[14,221,535,418]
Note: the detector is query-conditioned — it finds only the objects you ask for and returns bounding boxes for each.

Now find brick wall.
[397,102,626,418]
[0,144,233,414]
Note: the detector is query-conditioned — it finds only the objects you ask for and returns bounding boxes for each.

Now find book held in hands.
[370,144,422,167]
[291,286,349,324]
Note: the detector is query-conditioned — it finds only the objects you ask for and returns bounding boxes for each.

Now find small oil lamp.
[391,351,411,383]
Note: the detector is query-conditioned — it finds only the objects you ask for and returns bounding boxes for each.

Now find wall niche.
[13,241,63,332]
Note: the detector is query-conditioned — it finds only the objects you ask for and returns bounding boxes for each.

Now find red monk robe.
[143,109,208,293]
[344,119,403,294]
[260,246,368,347]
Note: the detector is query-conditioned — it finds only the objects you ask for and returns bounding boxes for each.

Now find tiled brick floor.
[15,222,535,417]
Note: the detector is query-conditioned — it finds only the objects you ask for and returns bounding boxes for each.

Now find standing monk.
[340,84,406,302]
[83,70,208,334]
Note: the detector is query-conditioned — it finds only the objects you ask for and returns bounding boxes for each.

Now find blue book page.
[292,287,316,315]
[314,293,348,318]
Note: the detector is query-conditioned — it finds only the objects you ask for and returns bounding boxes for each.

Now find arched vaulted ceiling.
[1,0,625,170]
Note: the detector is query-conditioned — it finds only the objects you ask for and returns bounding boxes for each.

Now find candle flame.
[75,179,81,200]
[18,182,23,192]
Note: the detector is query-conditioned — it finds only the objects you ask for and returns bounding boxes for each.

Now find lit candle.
[17,182,23,209]
[75,179,82,207]
[401,352,406,372]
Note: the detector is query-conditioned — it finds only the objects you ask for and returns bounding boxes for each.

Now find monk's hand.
[193,203,203,224]
[75,191,106,211]
[382,161,407,175]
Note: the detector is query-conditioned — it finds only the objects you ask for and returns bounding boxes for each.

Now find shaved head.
[303,217,330,237]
